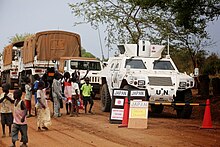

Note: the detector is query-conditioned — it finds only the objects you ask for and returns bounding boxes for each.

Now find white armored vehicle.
[100,40,195,118]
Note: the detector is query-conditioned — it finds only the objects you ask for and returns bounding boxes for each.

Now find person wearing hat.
[80,77,94,114]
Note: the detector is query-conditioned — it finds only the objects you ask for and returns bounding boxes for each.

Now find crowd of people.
[0,71,95,147]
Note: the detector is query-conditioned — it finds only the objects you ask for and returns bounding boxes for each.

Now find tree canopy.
[69,0,219,45]
[81,48,96,58]
[9,33,33,43]
[69,0,219,71]
[130,0,220,32]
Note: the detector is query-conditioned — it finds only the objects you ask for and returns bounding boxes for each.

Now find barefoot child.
[71,77,80,117]
[33,74,40,116]
[63,72,72,115]
[36,81,51,131]
[0,84,14,137]
[10,89,28,147]
[24,78,33,117]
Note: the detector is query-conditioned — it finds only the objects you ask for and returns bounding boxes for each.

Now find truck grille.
[148,77,172,86]
[89,76,100,83]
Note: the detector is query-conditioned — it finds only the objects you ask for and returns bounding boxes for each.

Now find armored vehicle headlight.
[179,82,186,87]
[190,81,194,86]
[138,80,145,86]
[186,83,190,87]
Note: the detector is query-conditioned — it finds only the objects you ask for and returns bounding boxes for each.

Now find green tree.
[69,0,172,46]
[9,33,32,43]
[81,48,96,58]
[202,53,220,75]
[129,0,219,70]
[130,0,220,32]
[69,0,216,72]
[171,48,193,73]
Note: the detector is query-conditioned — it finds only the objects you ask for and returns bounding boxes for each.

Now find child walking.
[63,72,72,115]
[24,78,33,117]
[10,89,28,147]
[71,77,80,117]
[33,74,40,116]
[36,81,51,131]
[52,72,64,117]
[0,83,14,137]
[80,77,94,114]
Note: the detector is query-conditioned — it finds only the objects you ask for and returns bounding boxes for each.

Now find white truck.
[99,40,195,118]
[59,57,103,96]
[18,30,81,90]
[1,41,24,89]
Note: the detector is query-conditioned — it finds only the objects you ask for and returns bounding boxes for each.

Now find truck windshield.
[70,61,101,71]
[153,61,175,70]
[125,59,146,69]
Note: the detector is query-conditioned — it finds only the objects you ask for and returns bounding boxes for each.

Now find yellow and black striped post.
[149,102,207,106]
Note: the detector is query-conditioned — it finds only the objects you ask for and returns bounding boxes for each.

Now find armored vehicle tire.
[100,84,111,112]
[151,105,164,114]
[123,85,130,89]
[176,89,193,119]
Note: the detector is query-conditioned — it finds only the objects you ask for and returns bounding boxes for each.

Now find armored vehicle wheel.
[175,89,193,119]
[100,84,111,112]
[151,105,164,114]
[123,85,130,89]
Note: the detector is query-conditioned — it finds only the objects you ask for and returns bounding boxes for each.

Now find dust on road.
[1,93,220,147]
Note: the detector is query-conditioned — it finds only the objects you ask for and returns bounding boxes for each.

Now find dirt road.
[1,94,220,147]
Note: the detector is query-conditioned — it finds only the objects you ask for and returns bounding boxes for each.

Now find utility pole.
[98,26,105,61]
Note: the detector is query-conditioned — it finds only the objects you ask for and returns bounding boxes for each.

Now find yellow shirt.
[81,83,93,97]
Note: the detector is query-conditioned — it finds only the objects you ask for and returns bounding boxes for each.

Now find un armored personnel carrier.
[100,40,195,118]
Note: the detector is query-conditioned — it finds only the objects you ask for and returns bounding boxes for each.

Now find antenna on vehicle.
[98,26,105,61]
[166,35,170,58]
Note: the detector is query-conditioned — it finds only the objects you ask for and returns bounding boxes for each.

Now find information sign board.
[128,100,149,129]
[110,89,129,124]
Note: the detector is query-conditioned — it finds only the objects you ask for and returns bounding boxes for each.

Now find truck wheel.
[176,89,193,119]
[151,105,164,114]
[100,84,111,112]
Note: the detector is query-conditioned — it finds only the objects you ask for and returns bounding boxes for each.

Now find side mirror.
[194,68,199,77]
[126,65,131,74]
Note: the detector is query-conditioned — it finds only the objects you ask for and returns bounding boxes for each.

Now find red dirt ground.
[0,89,220,147]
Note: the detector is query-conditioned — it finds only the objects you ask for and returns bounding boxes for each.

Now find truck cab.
[1,41,24,89]
[59,57,103,96]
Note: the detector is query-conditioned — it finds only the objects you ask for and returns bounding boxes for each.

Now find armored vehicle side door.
[111,60,121,88]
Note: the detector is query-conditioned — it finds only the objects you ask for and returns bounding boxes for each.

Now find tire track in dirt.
[26,118,97,147]
[51,113,145,147]
[52,128,96,147]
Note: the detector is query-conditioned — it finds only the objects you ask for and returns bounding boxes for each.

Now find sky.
[0,0,108,59]
[0,0,220,59]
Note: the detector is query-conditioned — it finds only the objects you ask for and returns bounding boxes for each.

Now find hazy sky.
[0,0,220,59]
[0,0,107,59]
